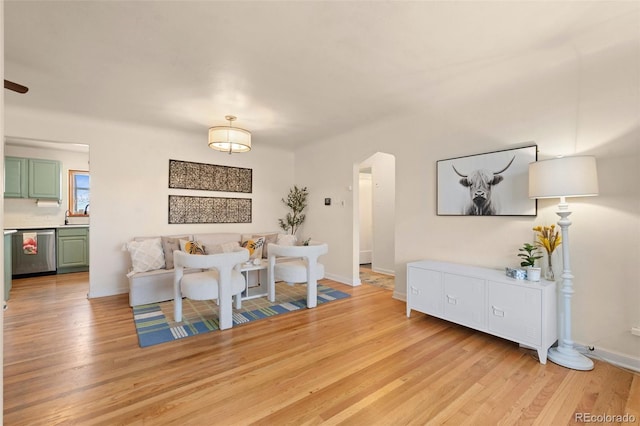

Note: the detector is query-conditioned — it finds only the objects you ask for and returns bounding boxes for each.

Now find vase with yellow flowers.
[533,224,562,281]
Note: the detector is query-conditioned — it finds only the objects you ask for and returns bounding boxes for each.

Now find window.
[69,170,90,215]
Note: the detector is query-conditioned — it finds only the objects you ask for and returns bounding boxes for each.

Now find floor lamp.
[528,156,598,371]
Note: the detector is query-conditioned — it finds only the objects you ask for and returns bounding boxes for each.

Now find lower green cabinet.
[57,227,89,273]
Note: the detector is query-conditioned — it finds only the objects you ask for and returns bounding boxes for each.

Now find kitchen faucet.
[83,204,90,215]
[64,210,70,225]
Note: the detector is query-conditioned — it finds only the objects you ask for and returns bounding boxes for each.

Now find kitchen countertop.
[4,225,89,230]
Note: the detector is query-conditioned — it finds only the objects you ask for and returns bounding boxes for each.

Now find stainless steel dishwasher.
[12,229,57,277]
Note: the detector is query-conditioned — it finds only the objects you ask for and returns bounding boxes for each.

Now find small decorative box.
[505,267,527,280]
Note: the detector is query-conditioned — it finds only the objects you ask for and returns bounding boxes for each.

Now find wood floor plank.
[3,272,639,425]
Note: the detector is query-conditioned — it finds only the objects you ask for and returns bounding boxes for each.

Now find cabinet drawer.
[57,227,88,237]
[488,281,542,346]
[407,267,443,316]
[443,273,486,329]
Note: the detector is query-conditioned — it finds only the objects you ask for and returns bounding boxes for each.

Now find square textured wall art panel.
[169,159,252,193]
[168,195,252,224]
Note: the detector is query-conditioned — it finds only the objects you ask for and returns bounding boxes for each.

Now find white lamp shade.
[208,126,251,153]
[529,156,598,199]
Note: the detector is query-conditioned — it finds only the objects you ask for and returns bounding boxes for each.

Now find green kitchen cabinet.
[28,158,61,199]
[57,227,89,273]
[4,157,61,200]
[4,157,28,198]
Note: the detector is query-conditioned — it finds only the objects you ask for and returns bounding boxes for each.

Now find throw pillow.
[161,236,186,269]
[252,233,278,258]
[181,239,206,255]
[241,236,265,260]
[126,238,166,273]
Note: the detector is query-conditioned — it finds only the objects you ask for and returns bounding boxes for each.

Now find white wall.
[5,105,295,299]
[358,172,372,264]
[4,143,90,228]
[295,33,640,362]
[359,152,395,275]
[371,153,395,275]
[1,1,5,418]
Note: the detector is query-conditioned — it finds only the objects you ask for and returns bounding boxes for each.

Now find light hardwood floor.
[4,272,639,425]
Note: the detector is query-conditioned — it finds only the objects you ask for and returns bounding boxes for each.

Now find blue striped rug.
[132,283,350,347]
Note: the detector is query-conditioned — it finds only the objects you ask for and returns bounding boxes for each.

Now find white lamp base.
[548,347,594,371]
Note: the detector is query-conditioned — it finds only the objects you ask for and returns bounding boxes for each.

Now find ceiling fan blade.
[4,80,29,94]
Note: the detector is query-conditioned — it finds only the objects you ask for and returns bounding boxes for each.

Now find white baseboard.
[576,345,640,373]
[393,290,406,302]
[325,272,361,286]
[88,286,128,299]
[372,267,395,276]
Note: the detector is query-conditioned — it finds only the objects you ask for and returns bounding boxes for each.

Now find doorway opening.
[355,152,396,292]
[3,137,90,300]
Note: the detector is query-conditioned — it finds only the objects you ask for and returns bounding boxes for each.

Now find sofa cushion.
[125,238,165,275]
[161,235,190,269]
[193,233,241,247]
[206,241,240,255]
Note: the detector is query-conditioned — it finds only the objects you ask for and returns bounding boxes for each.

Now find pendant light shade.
[208,115,251,154]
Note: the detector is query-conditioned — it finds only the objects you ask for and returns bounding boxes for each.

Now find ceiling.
[4,1,639,151]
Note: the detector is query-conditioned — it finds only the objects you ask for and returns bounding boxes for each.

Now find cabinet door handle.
[446,295,457,305]
[410,286,420,295]
[492,306,505,317]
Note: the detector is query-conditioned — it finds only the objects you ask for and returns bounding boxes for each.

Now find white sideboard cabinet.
[406,260,557,364]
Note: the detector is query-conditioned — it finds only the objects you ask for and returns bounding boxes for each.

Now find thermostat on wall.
[324,198,331,206]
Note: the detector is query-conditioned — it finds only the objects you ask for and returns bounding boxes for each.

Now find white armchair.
[267,242,328,308]
[173,248,249,330]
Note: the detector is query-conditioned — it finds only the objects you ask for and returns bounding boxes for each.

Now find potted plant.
[518,242,542,281]
[278,185,309,236]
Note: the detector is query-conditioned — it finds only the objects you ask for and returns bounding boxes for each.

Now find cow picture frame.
[436,145,537,216]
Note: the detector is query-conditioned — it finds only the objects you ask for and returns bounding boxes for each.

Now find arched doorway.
[354,152,396,291]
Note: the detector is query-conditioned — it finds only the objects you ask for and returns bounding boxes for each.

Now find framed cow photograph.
[437,145,537,216]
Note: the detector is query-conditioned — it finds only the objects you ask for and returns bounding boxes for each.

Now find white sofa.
[126,232,280,306]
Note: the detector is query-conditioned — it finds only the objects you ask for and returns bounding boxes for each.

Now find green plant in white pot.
[518,242,542,281]
[278,185,309,236]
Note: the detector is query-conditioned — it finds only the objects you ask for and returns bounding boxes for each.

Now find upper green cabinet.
[4,157,28,198]
[4,157,61,200]
[28,158,61,199]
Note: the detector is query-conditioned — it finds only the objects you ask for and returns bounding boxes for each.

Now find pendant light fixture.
[208,115,251,154]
